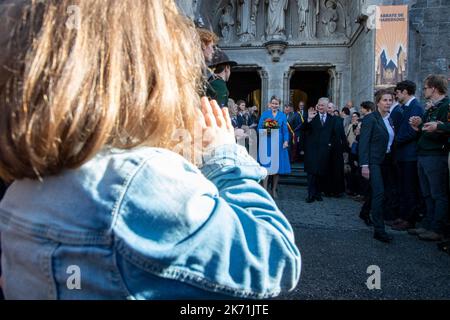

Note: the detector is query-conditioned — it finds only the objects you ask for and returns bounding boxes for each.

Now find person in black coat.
[285,104,302,162]
[359,89,396,243]
[391,80,425,231]
[295,101,308,161]
[323,103,347,197]
[301,98,342,203]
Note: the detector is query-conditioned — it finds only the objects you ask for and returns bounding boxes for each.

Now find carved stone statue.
[219,3,235,43]
[297,0,309,33]
[250,0,260,39]
[322,0,339,37]
[265,0,288,40]
[298,0,318,39]
[237,0,258,42]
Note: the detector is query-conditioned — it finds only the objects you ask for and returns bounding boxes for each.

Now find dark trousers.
[383,157,399,221]
[307,174,321,198]
[418,155,449,234]
[398,161,420,223]
[347,153,361,195]
[369,154,394,234]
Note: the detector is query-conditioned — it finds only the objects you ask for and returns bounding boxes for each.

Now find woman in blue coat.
[258,96,291,198]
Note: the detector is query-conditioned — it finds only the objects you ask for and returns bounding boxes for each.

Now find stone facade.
[407,0,450,98]
[176,0,449,110]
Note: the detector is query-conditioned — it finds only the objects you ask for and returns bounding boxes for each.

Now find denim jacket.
[0,144,301,299]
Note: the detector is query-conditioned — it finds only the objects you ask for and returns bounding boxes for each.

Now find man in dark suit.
[285,104,302,162]
[391,80,424,231]
[390,95,403,132]
[296,101,308,161]
[359,89,396,243]
[325,102,347,197]
[301,98,341,203]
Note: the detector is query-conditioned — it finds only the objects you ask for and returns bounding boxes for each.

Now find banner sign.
[375,5,409,89]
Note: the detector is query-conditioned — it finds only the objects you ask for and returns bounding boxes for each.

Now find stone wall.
[177,0,449,107]
[408,0,450,98]
[380,0,449,97]
[350,27,375,108]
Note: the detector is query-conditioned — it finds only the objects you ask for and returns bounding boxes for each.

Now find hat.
[208,49,237,68]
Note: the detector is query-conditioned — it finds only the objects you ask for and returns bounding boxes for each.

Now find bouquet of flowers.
[263,118,280,136]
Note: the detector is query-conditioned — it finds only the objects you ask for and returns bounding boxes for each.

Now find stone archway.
[285,63,339,108]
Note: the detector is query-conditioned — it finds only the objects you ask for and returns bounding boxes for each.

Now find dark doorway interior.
[228,70,261,109]
[290,71,330,110]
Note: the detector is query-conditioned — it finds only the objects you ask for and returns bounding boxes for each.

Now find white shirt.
[382,114,395,153]
[404,96,416,107]
[319,113,327,124]
[390,101,399,113]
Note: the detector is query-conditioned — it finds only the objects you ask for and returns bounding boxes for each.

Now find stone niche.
[192,0,364,47]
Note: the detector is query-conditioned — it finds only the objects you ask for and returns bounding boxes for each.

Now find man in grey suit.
[359,89,396,243]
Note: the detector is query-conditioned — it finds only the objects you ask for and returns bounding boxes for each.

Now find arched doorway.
[228,66,263,115]
[289,70,331,110]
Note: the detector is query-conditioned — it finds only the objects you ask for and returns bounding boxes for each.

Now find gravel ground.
[273,185,450,300]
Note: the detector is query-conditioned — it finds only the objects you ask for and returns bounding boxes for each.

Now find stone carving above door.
[187,0,361,47]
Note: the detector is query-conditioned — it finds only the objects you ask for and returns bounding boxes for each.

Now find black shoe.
[305,196,315,203]
[373,232,393,243]
[359,214,373,226]
[315,195,323,201]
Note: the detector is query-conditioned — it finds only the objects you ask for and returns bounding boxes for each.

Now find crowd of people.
[201,25,449,247]
[224,76,449,247]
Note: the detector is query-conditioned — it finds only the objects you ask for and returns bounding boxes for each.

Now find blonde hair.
[196,28,219,47]
[0,0,205,181]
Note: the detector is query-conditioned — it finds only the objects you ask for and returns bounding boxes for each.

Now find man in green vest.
[207,49,237,108]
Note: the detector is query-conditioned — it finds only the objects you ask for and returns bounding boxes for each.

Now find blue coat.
[257,110,291,175]
[394,98,424,162]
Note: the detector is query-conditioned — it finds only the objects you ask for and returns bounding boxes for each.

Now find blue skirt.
[258,131,291,175]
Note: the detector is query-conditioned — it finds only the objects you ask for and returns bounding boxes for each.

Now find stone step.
[278,162,307,186]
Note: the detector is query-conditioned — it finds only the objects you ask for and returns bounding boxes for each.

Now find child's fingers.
[201,97,217,128]
[210,99,225,128]
[221,107,233,131]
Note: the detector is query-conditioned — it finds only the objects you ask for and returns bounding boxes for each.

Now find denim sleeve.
[113,146,301,299]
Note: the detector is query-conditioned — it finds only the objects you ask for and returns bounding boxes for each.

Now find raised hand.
[308,108,317,122]
[196,98,236,151]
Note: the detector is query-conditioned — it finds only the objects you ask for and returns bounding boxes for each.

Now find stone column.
[265,65,285,111]
[258,69,269,112]
[283,69,295,106]
[336,70,343,108]
[328,68,336,104]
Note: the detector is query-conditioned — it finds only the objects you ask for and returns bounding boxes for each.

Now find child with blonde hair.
[0,0,300,299]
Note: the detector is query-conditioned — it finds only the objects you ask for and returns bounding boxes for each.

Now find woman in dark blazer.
[359,89,396,243]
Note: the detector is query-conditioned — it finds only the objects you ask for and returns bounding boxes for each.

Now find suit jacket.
[286,112,302,139]
[331,117,348,153]
[390,104,403,132]
[301,113,340,175]
[359,111,394,166]
[394,98,424,162]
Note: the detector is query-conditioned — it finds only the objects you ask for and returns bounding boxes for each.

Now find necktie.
[321,115,325,126]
